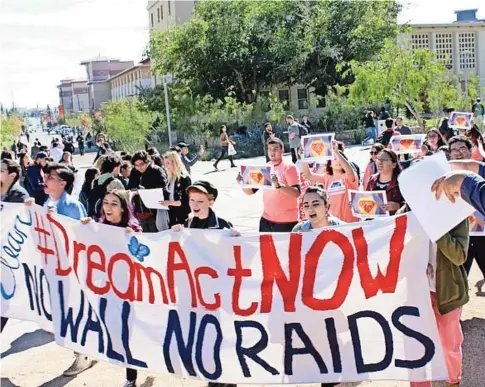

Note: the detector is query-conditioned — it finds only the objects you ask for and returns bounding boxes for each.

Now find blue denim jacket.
[44,191,87,220]
[460,162,485,216]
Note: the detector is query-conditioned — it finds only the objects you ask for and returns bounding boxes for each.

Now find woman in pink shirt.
[301,142,359,223]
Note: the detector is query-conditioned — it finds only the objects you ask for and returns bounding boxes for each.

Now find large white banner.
[1,203,447,384]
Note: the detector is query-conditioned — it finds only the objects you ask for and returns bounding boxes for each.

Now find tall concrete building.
[110,59,153,100]
[147,0,194,33]
[57,79,89,113]
[402,9,485,91]
[80,56,134,111]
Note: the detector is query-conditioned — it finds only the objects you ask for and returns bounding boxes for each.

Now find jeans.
[409,293,463,386]
[464,236,485,278]
[290,148,298,164]
[362,127,378,144]
[214,146,235,168]
[259,217,298,233]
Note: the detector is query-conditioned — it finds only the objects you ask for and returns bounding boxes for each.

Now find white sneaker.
[62,353,94,376]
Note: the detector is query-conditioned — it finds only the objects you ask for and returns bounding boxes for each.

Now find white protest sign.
[138,188,168,210]
[1,204,447,384]
[398,152,474,241]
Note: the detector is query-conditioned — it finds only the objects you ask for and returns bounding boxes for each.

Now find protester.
[1,147,12,160]
[0,158,30,333]
[87,153,121,220]
[79,167,100,211]
[94,133,109,162]
[158,151,191,227]
[301,115,313,133]
[262,122,276,162]
[376,118,395,146]
[79,190,142,387]
[50,141,63,162]
[118,161,131,188]
[472,97,484,126]
[178,142,204,174]
[128,150,167,232]
[24,151,48,205]
[466,125,485,161]
[76,133,85,156]
[25,163,92,376]
[295,146,313,221]
[10,141,18,156]
[439,107,455,141]
[394,116,412,135]
[398,205,469,387]
[86,132,93,149]
[302,142,359,222]
[425,128,447,154]
[237,138,300,232]
[292,185,344,231]
[286,115,301,163]
[213,125,236,170]
[60,151,77,174]
[365,149,404,215]
[379,106,390,120]
[363,143,385,189]
[30,141,40,159]
[362,111,378,145]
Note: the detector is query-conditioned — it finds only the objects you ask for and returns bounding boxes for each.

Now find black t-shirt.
[375,178,390,191]
[189,216,210,229]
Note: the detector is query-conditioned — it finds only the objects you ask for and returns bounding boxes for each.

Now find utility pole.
[163,75,172,146]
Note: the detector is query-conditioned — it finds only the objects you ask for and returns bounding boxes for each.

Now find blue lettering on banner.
[22,264,52,321]
[81,303,105,353]
[195,314,222,380]
[1,210,32,300]
[235,320,279,377]
[348,310,393,373]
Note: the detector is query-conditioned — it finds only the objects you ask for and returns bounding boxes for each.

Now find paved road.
[2,142,484,387]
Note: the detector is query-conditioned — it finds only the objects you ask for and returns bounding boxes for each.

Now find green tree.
[347,41,459,128]
[1,115,22,147]
[100,99,155,152]
[151,0,400,103]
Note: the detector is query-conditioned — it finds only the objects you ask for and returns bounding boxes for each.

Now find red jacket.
[366,173,405,215]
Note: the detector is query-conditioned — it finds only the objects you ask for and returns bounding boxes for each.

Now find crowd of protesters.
[2,105,485,387]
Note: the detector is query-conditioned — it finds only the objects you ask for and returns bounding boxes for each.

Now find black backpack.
[298,124,308,137]
[88,176,115,219]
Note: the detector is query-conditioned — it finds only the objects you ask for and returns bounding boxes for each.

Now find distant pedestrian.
[262,122,275,162]
[178,142,204,174]
[76,133,85,156]
[301,115,313,133]
[286,115,301,163]
[395,116,412,135]
[1,147,12,160]
[213,125,236,170]
[472,97,484,127]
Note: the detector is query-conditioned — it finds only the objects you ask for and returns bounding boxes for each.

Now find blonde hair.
[107,179,125,192]
[163,151,187,181]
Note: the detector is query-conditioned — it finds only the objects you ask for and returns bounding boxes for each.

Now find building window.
[434,32,453,67]
[150,12,154,27]
[168,0,171,15]
[459,32,476,69]
[157,8,160,23]
[278,89,290,110]
[160,5,163,20]
[297,88,309,110]
[411,33,430,51]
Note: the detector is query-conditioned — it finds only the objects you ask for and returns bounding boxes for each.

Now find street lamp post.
[462,50,471,111]
[162,75,173,146]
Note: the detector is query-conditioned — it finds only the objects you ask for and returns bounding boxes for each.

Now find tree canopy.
[347,40,463,127]
[151,0,400,104]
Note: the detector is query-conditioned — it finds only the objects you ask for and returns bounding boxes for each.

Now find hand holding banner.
[301,133,335,162]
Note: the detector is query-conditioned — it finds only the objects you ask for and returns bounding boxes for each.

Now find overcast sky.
[0,0,483,109]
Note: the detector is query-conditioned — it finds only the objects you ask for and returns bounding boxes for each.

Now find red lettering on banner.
[86,245,110,295]
[228,245,258,316]
[353,216,407,299]
[107,253,135,301]
[34,212,55,264]
[260,233,302,313]
[167,242,197,307]
[194,267,220,310]
[134,262,169,304]
[47,214,70,273]
[302,230,354,310]
[71,241,85,277]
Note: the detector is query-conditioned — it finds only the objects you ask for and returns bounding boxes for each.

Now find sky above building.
[0,0,483,109]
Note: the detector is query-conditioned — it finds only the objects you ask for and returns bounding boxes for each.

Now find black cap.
[169,146,181,153]
[177,142,189,148]
[444,107,455,113]
[187,180,218,200]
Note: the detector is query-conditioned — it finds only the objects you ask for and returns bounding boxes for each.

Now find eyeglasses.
[450,146,469,155]
[377,157,392,162]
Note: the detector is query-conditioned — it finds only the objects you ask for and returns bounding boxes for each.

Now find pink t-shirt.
[471,146,483,161]
[313,172,359,223]
[262,160,300,223]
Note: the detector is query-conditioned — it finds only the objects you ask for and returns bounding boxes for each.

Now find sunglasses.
[370,151,379,155]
